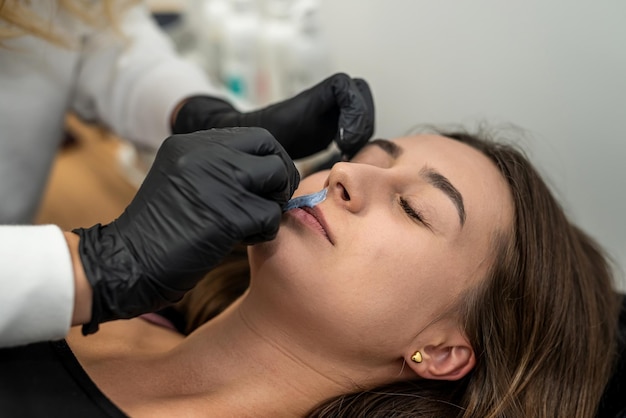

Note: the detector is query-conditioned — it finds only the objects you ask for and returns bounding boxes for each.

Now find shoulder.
[67,316,184,363]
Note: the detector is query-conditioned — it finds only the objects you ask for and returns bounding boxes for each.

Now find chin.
[248,227,309,282]
[247,232,283,277]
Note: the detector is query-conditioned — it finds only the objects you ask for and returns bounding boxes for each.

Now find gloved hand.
[72,127,299,335]
[172,73,375,159]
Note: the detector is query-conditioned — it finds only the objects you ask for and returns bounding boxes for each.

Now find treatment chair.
[596,293,626,418]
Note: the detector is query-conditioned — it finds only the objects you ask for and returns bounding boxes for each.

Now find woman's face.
[247,134,514,361]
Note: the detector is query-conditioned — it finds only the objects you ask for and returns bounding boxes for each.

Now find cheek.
[247,224,324,286]
[330,229,459,324]
[247,227,464,354]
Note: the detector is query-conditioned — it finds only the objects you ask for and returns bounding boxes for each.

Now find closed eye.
[399,197,429,227]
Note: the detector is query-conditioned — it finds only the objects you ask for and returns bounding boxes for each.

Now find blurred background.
[39,0,626,289]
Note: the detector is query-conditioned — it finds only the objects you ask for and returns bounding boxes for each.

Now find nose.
[326,162,387,213]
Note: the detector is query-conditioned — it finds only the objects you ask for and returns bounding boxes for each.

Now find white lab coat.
[0,1,219,346]
[0,0,219,223]
[0,225,74,347]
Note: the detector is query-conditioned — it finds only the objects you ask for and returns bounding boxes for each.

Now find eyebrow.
[367,138,402,158]
[365,139,467,227]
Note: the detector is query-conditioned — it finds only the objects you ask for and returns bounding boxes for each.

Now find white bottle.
[195,0,231,84]
[219,0,261,104]
[177,0,229,83]
[282,0,330,97]
[257,0,295,105]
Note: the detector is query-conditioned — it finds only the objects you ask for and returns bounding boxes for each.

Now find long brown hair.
[175,129,620,418]
[0,0,133,47]
[175,245,250,334]
[443,130,618,417]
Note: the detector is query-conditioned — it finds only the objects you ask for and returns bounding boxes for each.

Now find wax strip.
[283,188,328,212]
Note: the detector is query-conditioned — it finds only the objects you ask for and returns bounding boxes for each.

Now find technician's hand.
[72,127,299,335]
[172,73,375,159]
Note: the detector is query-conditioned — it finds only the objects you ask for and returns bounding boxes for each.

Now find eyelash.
[399,197,426,224]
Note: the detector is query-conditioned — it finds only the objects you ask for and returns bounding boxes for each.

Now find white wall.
[318,0,626,290]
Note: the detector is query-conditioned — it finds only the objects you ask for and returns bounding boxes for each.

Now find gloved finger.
[237,196,283,245]
[347,78,375,156]
[211,127,286,157]
[211,127,300,196]
[331,75,375,158]
[234,153,296,205]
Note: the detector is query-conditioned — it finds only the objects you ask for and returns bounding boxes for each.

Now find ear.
[405,327,475,381]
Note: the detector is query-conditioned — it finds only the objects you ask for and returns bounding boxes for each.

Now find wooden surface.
[35,115,138,230]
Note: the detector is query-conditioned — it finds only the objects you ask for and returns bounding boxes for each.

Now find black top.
[0,340,126,418]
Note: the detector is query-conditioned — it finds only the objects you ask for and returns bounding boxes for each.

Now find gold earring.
[411,351,423,363]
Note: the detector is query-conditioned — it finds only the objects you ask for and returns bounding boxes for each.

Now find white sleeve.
[71,2,223,149]
[0,225,74,347]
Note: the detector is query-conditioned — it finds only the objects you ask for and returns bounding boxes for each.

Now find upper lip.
[302,206,334,245]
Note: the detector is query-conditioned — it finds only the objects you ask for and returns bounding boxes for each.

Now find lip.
[288,206,334,245]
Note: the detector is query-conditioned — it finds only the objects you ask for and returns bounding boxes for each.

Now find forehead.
[389,134,503,189]
[391,134,490,167]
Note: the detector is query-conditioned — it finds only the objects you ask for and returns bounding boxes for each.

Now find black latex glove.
[72,127,299,335]
[172,73,375,160]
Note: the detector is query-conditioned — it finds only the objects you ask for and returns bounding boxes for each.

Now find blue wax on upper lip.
[283,188,328,212]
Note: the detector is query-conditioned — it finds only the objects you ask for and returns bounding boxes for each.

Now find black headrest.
[596,293,626,418]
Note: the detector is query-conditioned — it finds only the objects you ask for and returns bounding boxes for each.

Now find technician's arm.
[64,231,92,326]
[71,3,374,159]
[172,73,376,159]
[0,128,298,345]
[71,1,222,148]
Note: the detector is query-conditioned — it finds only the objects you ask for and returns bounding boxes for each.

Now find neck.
[160,297,354,417]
